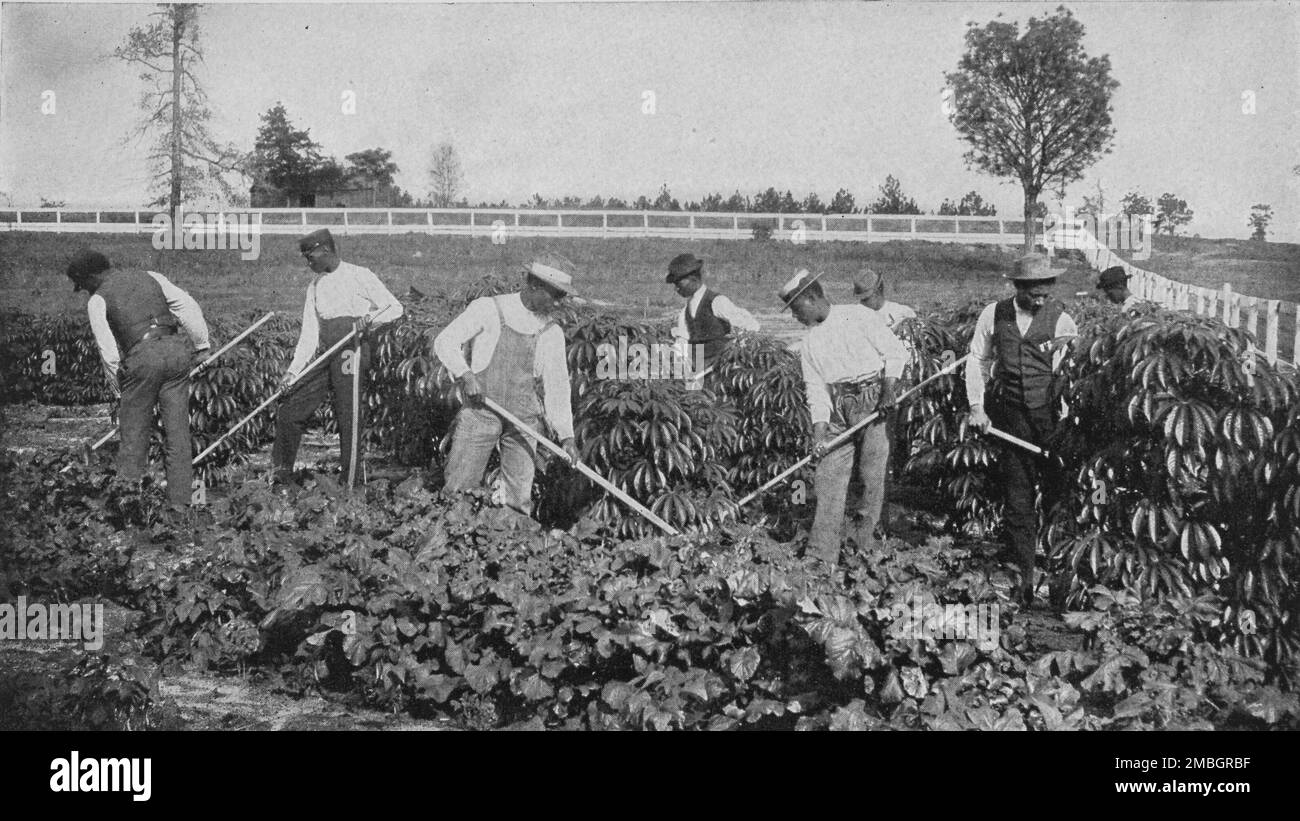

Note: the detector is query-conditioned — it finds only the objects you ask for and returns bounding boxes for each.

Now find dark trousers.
[987,397,1061,589]
[118,334,193,506]
[272,320,370,480]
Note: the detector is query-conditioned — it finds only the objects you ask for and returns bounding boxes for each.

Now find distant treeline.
[449,180,999,217]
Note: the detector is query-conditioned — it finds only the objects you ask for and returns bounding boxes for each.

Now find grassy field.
[2,232,1093,325]
[1,230,1294,337]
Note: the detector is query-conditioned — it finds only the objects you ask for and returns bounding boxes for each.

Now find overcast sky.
[2,1,1296,241]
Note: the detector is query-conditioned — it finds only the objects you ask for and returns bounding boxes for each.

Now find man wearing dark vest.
[666,253,759,370]
[273,229,403,484]
[66,249,211,507]
[433,254,580,515]
[966,253,1078,606]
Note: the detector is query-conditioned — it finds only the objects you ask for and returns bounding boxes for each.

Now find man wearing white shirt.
[66,249,210,507]
[434,255,580,515]
[780,269,909,563]
[272,229,403,484]
[966,253,1078,606]
[666,253,759,370]
[853,268,919,535]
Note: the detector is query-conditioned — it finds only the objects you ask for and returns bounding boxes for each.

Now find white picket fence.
[0,206,1040,245]
[1047,224,1299,367]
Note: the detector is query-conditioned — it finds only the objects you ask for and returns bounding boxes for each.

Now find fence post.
[603,211,608,238]
[643,211,649,239]
[1244,296,1258,341]
[821,215,827,239]
[1220,283,1233,325]
[1264,299,1280,364]
[1294,303,1300,366]
[910,217,916,238]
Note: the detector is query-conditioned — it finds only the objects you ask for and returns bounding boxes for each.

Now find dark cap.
[66,249,111,292]
[298,228,335,254]
[666,253,704,283]
[1097,265,1129,290]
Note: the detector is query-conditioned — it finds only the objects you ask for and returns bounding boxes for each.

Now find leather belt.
[138,325,178,344]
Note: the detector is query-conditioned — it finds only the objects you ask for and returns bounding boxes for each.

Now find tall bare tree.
[427,142,464,207]
[945,8,1118,251]
[115,4,245,212]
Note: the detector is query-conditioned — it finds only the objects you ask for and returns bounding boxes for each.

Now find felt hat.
[298,228,335,254]
[66,249,111,292]
[666,253,704,283]
[1096,265,1130,290]
[777,268,824,311]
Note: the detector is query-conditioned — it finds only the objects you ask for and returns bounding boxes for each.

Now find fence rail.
[1048,225,1299,368]
[0,207,1040,245]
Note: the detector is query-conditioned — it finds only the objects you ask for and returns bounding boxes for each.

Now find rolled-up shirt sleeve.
[1054,312,1079,371]
[358,266,404,326]
[712,294,760,332]
[86,294,121,395]
[148,271,210,351]
[536,325,574,441]
[433,297,492,379]
[285,282,320,379]
[965,303,997,409]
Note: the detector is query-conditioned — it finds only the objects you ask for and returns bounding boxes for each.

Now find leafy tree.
[938,191,997,216]
[345,148,398,189]
[752,187,783,213]
[869,175,922,215]
[1155,193,1193,236]
[1119,191,1153,217]
[606,197,628,209]
[584,195,606,209]
[115,3,246,211]
[633,195,653,210]
[827,188,858,214]
[1249,204,1273,241]
[1076,179,1107,219]
[723,191,749,212]
[945,7,1119,251]
[250,103,322,205]
[801,193,825,214]
[39,198,67,208]
[427,142,464,208]
[558,195,582,208]
[652,184,680,211]
[697,193,725,211]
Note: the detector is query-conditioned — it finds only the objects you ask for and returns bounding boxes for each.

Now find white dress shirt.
[286,260,404,378]
[800,304,909,426]
[964,299,1078,409]
[672,284,760,342]
[87,271,210,394]
[432,292,575,441]
[872,300,918,328]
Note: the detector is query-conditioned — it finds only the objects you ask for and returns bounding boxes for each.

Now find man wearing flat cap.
[965,253,1078,606]
[66,249,211,508]
[273,228,403,484]
[666,253,759,371]
[1096,265,1145,314]
[779,268,909,563]
[434,252,580,515]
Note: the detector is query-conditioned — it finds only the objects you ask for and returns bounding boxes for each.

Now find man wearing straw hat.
[779,268,909,563]
[66,249,211,508]
[272,228,403,484]
[434,253,581,515]
[966,253,1078,606]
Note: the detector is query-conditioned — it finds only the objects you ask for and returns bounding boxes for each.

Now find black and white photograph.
[0,0,1296,789]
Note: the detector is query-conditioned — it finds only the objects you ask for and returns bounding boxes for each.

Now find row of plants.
[3,452,1296,729]
[7,284,1300,675]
